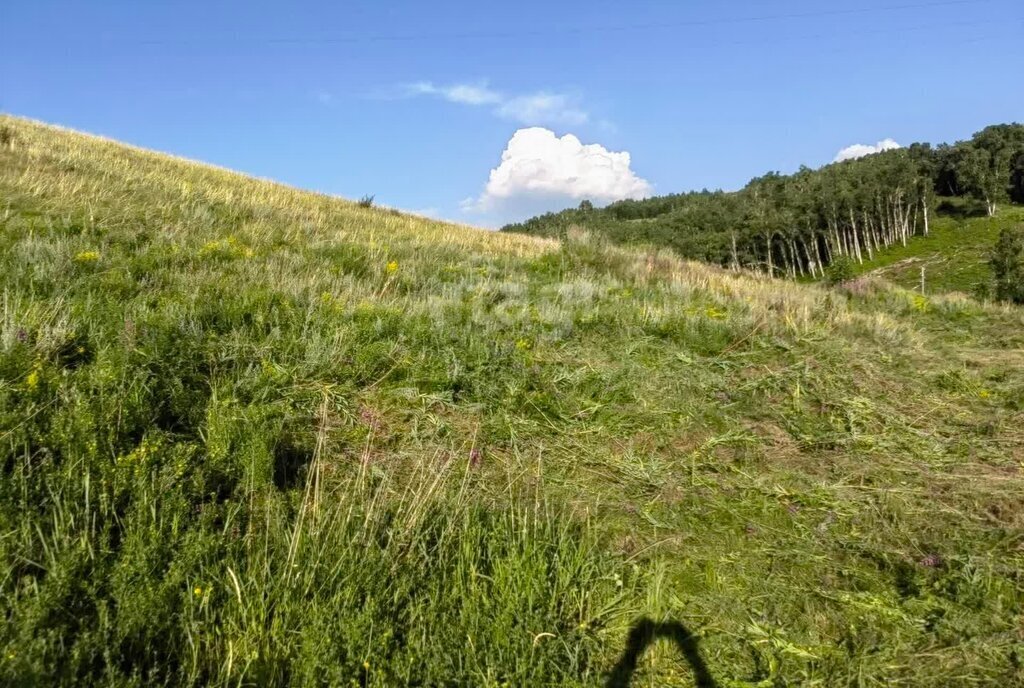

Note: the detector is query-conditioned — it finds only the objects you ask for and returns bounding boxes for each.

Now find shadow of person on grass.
[605,618,717,688]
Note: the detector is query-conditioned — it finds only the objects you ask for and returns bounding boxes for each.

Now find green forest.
[502,124,1024,284]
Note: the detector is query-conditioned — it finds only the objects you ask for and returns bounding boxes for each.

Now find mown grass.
[849,198,1024,297]
[1,114,1023,686]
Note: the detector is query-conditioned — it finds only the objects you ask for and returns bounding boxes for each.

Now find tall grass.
[1,451,626,685]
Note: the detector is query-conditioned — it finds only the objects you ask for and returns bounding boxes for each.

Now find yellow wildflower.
[194,586,203,597]
[199,238,252,259]
[386,260,399,274]
[25,369,39,391]
[74,250,100,263]
[515,338,531,351]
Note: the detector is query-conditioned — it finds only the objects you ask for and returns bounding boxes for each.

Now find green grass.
[1,115,1023,686]
[849,199,1024,296]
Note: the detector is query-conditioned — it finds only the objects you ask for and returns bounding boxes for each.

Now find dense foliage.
[503,124,1024,279]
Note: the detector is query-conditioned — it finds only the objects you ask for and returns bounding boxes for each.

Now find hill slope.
[853,200,1024,295]
[1,115,1023,686]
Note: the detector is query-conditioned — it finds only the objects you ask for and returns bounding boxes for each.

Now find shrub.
[824,256,856,286]
[357,194,375,208]
[971,280,992,302]
[990,225,1024,304]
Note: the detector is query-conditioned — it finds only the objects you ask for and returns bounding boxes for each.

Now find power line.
[92,0,1000,46]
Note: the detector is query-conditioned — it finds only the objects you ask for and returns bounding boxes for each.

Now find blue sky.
[3,1,1022,227]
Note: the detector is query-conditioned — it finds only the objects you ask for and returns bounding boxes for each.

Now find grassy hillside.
[852,200,1024,296]
[1,115,1023,687]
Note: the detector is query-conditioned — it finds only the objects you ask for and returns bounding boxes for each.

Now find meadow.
[1,115,1023,686]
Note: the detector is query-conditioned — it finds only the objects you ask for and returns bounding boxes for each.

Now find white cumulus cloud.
[463,127,652,219]
[400,81,590,127]
[833,138,901,162]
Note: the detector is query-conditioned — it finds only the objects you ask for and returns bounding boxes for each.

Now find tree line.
[502,124,1024,279]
